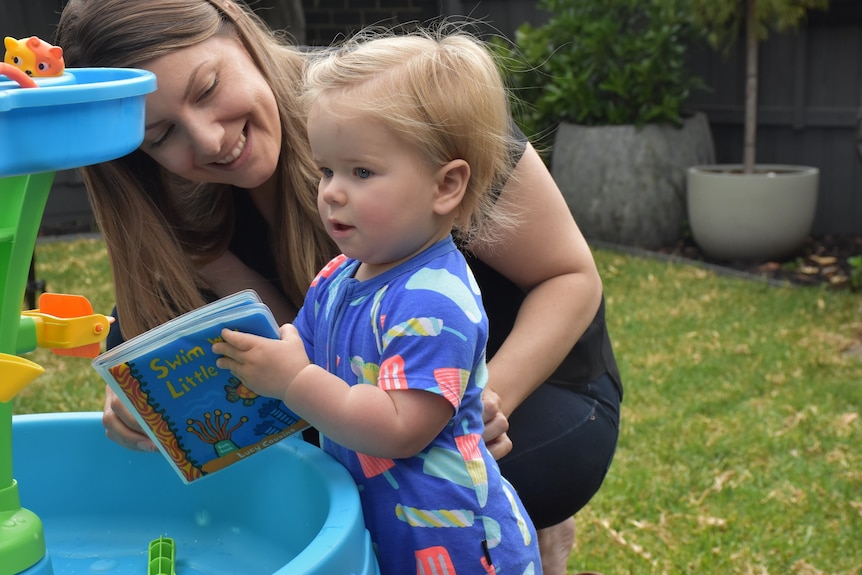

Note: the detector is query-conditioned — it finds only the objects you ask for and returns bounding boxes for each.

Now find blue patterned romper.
[293,237,541,575]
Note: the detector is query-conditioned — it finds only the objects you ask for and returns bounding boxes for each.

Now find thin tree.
[689,0,829,173]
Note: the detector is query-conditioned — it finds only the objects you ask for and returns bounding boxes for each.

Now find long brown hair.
[56,0,335,338]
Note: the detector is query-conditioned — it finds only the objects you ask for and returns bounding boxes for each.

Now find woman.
[55,1,622,572]
[215,30,544,572]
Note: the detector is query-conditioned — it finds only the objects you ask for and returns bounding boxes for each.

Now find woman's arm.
[199,250,298,324]
[472,142,602,425]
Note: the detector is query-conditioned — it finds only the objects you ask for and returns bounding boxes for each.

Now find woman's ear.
[433,159,470,216]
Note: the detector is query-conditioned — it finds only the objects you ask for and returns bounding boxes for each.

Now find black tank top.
[460,124,622,396]
[228,123,622,398]
[463,248,622,397]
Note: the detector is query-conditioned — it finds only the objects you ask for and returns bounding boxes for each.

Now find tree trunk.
[743,0,759,173]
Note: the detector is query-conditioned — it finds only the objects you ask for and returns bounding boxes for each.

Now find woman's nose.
[186,119,224,161]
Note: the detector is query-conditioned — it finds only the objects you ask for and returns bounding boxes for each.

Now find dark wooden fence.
[459,0,862,237]
[685,2,862,236]
[4,0,860,236]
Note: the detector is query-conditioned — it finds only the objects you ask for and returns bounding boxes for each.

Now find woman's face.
[140,34,281,190]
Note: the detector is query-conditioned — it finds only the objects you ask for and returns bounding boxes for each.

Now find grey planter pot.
[687,165,819,262]
[552,112,715,249]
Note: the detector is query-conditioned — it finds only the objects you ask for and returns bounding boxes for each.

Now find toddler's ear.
[433,159,469,216]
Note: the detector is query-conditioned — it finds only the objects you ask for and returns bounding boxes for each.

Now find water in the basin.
[13,413,378,575]
[41,513,301,574]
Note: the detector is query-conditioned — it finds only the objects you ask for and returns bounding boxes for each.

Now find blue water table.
[1,42,377,575]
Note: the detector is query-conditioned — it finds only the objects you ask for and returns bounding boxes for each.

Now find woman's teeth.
[215,130,246,165]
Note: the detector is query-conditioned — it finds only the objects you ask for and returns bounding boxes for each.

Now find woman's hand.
[102,385,156,452]
[482,387,513,460]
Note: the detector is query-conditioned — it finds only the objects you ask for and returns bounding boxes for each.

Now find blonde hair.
[303,26,517,244]
[56,0,335,338]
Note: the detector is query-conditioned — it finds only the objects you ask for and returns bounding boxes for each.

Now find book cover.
[92,290,309,483]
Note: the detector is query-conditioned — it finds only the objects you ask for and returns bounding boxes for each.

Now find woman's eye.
[151,126,174,148]
[199,78,219,101]
[355,168,372,179]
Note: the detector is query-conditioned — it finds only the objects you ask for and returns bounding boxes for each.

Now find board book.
[92,290,309,483]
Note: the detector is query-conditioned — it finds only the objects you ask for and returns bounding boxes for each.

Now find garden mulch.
[593,235,862,291]
[660,235,862,289]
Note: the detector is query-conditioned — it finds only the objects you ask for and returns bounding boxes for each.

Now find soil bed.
[656,234,862,289]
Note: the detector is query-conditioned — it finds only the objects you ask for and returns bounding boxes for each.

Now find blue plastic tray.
[0,68,156,177]
[13,412,379,575]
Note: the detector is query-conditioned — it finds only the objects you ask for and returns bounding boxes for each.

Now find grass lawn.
[13,237,862,575]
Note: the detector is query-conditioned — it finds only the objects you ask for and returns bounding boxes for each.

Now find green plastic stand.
[148,537,176,575]
[0,171,55,575]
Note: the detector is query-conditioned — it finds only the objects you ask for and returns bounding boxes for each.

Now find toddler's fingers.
[279,323,299,339]
[221,327,260,346]
[216,355,240,372]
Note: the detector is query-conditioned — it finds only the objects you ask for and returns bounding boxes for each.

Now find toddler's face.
[308,104,452,279]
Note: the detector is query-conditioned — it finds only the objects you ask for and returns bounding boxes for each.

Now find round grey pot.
[552,112,715,249]
[687,165,819,262]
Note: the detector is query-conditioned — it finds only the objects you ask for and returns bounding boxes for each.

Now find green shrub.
[849,255,862,291]
[494,0,704,144]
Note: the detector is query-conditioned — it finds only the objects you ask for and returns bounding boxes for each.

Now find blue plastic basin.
[0,68,156,177]
[12,412,379,575]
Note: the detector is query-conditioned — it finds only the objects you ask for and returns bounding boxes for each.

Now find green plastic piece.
[15,316,37,356]
[0,479,46,575]
[2,63,155,574]
[0,171,54,575]
[148,536,176,575]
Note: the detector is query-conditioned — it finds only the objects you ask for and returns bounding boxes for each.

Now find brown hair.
[56,0,335,337]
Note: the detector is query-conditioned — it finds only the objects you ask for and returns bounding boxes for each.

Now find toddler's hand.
[213,324,310,400]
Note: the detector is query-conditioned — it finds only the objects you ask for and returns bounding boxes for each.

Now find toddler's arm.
[214,326,452,458]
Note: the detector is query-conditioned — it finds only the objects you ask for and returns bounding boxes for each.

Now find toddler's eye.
[321,167,333,178]
[355,168,372,179]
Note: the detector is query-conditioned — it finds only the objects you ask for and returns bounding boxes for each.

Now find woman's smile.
[214,128,247,165]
